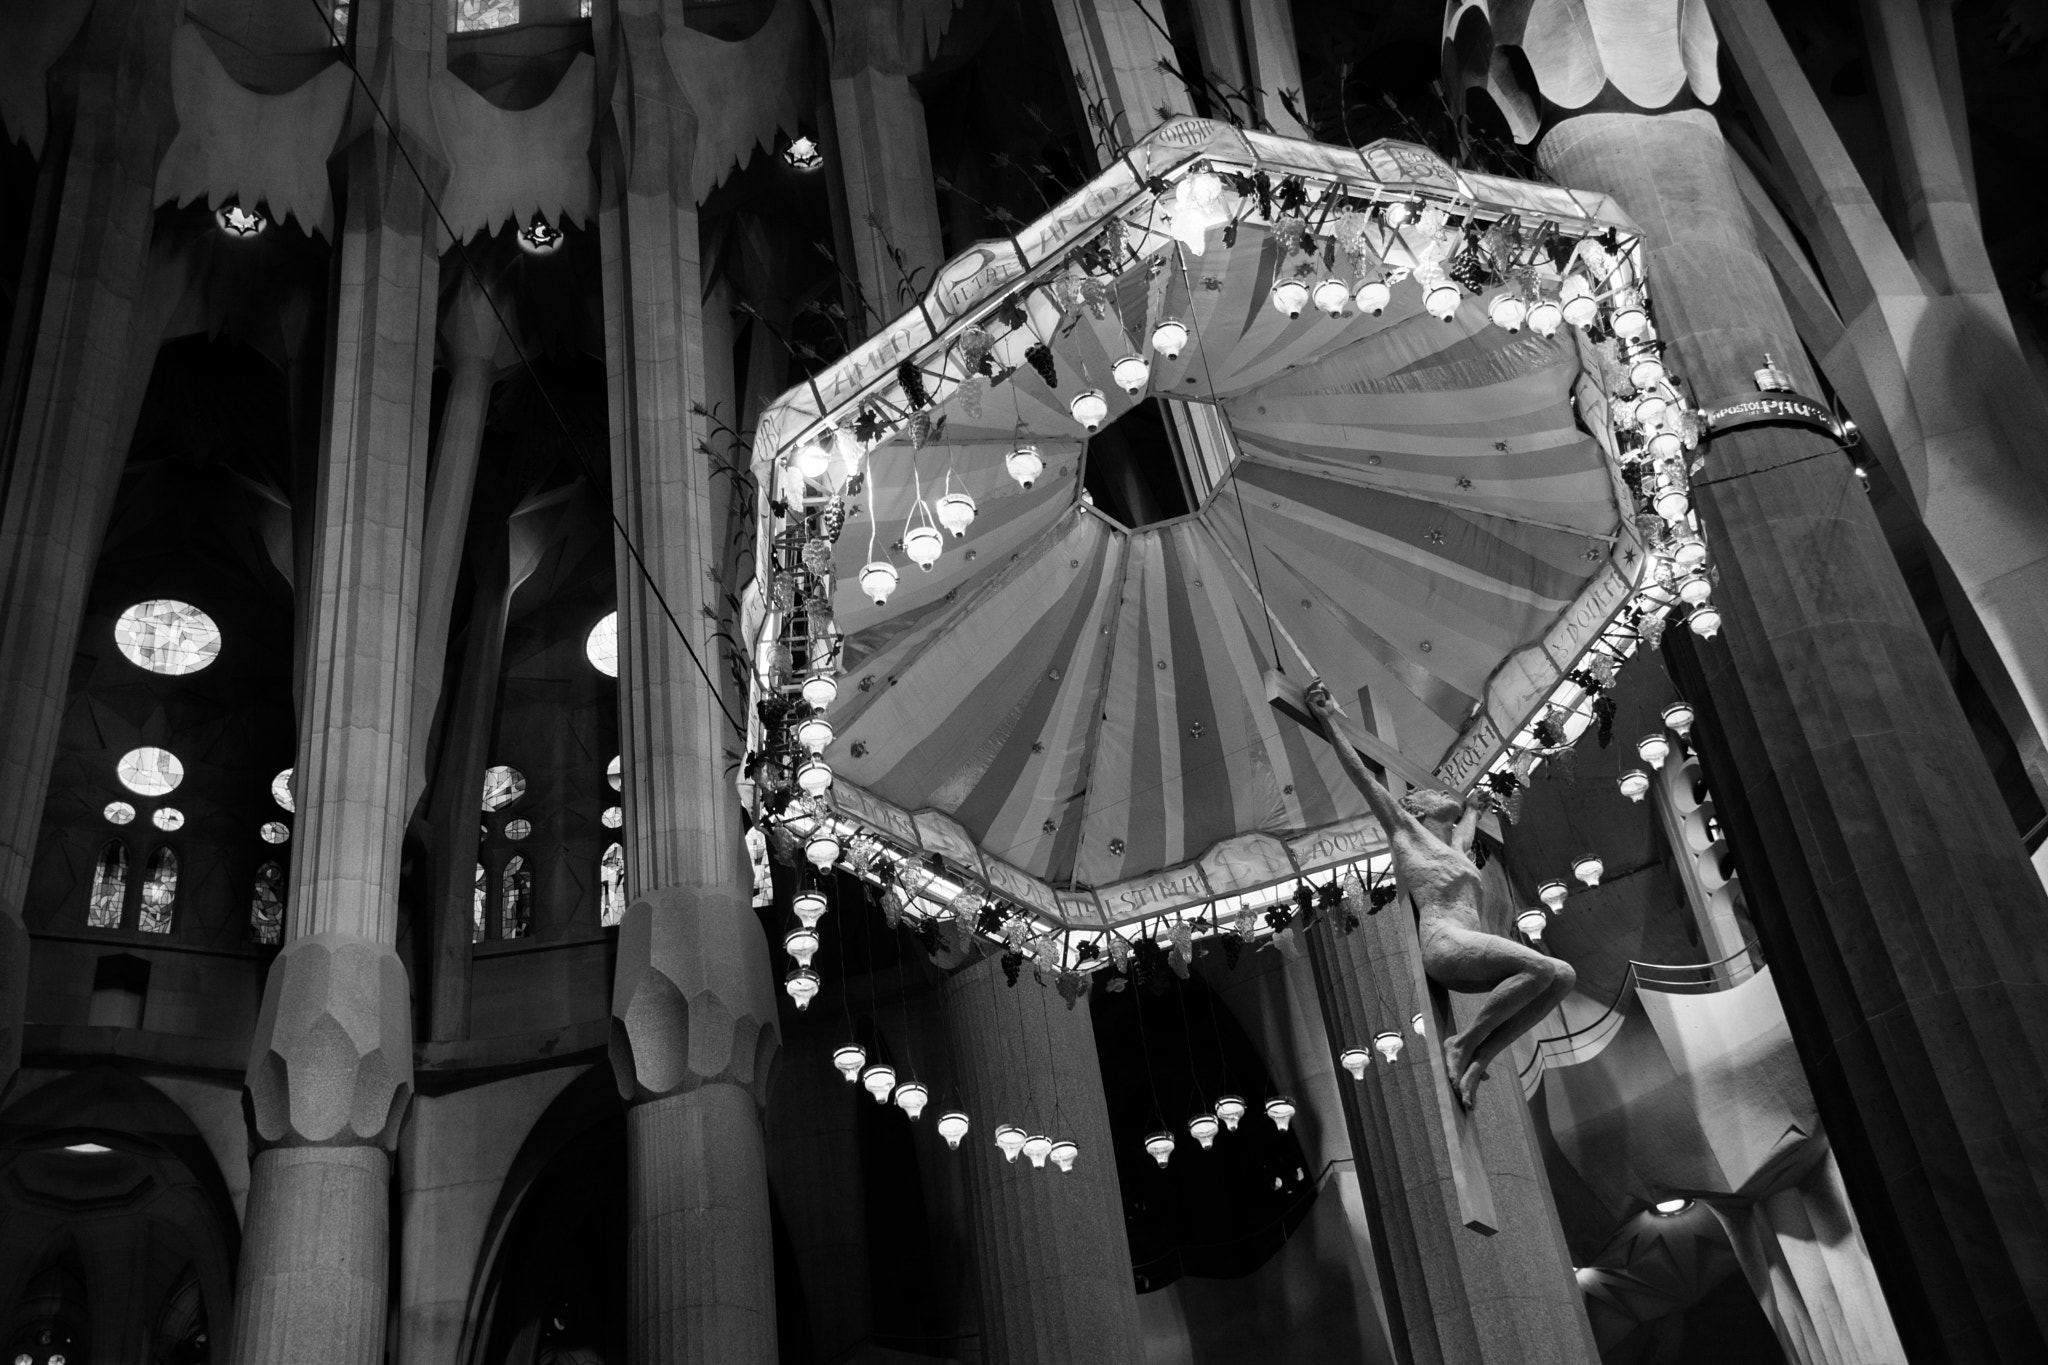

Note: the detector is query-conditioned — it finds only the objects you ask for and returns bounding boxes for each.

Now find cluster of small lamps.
[1143,1090,1298,1169]
[1336,1011,1428,1083]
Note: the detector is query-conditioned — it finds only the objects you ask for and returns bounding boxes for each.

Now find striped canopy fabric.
[754,120,1647,917]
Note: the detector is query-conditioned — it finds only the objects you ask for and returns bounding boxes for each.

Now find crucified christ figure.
[1307,682,1576,1107]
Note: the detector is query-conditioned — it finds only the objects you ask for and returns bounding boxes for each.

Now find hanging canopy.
[751,119,1666,939]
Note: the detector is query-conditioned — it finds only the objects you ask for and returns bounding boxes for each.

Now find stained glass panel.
[586,611,618,677]
[452,0,518,32]
[251,861,284,945]
[87,842,127,928]
[114,600,220,675]
[502,854,532,938]
[482,764,526,812]
[601,842,626,926]
[473,864,488,942]
[139,846,178,934]
[117,747,184,797]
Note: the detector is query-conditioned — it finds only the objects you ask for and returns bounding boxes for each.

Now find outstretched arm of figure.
[1305,681,1406,831]
[1452,791,1488,854]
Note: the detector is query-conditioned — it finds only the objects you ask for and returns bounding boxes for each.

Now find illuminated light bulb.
[1215,1094,1247,1131]
[1381,200,1414,229]
[1312,277,1351,316]
[833,1043,866,1082]
[784,927,820,967]
[1050,1139,1078,1172]
[1424,278,1462,321]
[1538,880,1568,912]
[1007,445,1044,490]
[1144,1130,1177,1167]
[938,1110,970,1149]
[785,968,820,1010]
[794,889,828,927]
[1412,1012,1427,1036]
[995,1124,1027,1162]
[1527,295,1563,337]
[1070,388,1109,431]
[1678,571,1713,607]
[1264,1095,1296,1131]
[1618,768,1652,802]
[936,490,977,537]
[1023,1133,1054,1168]
[895,1080,930,1120]
[1188,1112,1220,1150]
[1516,908,1548,942]
[1655,485,1691,523]
[1635,394,1670,429]
[1653,1196,1693,1216]
[1610,289,1648,339]
[1152,318,1188,359]
[1689,604,1723,639]
[862,1063,897,1103]
[1112,354,1151,395]
[1672,535,1708,572]
[1488,291,1527,333]
[801,671,838,709]
[1560,274,1598,328]
[905,523,943,571]
[1663,701,1696,736]
[1573,854,1605,887]
[1354,276,1391,316]
[1340,1047,1370,1081]
[804,829,840,870]
[1629,352,1666,388]
[796,757,833,797]
[859,560,899,606]
[1270,277,1310,319]
[1374,1030,1405,1064]
[796,714,833,752]
[795,433,832,480]
[1648,428,1683,461]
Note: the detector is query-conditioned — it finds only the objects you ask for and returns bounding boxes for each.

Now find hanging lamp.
[784,927,819,967]
[1264,1095,1296,1131]
[861,1062,897,1103]
[1538,880,1568,912]
[1144,1130,1177,1167]
[895,1080,929,1120]
[1112,354,1151,394]
[1340,1047,1369,1081]
[832,1043,866,1083]
[1214,1094,1247,1131]
[1006,444,1043,489]
[1151,318,1188,359]
[1374,1030,1405,1064]
[785,969,820,1010]
[938,1110,971,1149]
[1049,1139,1078,1172]
[995,1124,1027,1163]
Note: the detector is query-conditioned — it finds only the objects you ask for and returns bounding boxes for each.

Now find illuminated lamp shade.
[1663,701,1696,736]
[1488,290,1527,333]
[1144,1130,1177,1167]
[1412,1012,1427,1036]
[936,490,977,537]
[995,1124,1028,1163]
[801,671,838,709]
[894,1080,930,1120]
[1152,317,1188,360]
[1380,199,1414,229]
[1672,535,1709,573]
[1560,273,1599,328]
[1112,354,1151,395]
[1527,294,1563,338]
[1424,277,1462,321]
[1353,275,1391,316]
[1006,444,1044,490]
[862,1063,897,1104]
[1610,289,1649,339]
[1634,394,1670,429]
[1629,351,1667,388]
[1312,277,1351,316]
[1655,484,1691,523]
[1049,1139,1078,1172]
[1678,571,1713,606]
[1617,768,1652,802]
[804,829,841,870]
[1187,1112,1220,1150]
[784,927,819,967]
[794,888,828,927]
[1648,428,1683,461]
[1516,908,1549,943]
[785,968,820,1010]
[904,524,943,571]
[832,1043,866,1082]
[796,714,833,752]
[938,1110,971,1149]
[1070,389,1109,432]
[1573,854,1605,886]
[796,758,833,797]
[1214,1094,1247,1131]
[1653,1197,1693,1216]
[1374,1030,1405,1064]
[1270,277,1310,319]
[1538,880,1568,912]
[859,560,899,606]
[1688,604,1723,639]
[1340,1047,1369,1081]
[1264,1095,1296,1131]
[1023,1133,1054,1168]
[794,433,832,480]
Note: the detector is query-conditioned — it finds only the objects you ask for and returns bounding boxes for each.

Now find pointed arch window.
[600,842,626,926]
[473,863,488,943]
[251,861,285,945]
[87,841,129,928]
[139,846,178,933]
[501,854,532,938]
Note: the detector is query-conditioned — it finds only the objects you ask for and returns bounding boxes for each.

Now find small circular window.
[607,756,622,791]
[271,767,294,812]
[505,818,532,841]
[114,600,221,675]
[587,611,619,677]
[259,821,289,845]
[601,805,623,829]
[482,765,526,812]
[152,808,185,832]
[117,747,184,797]
[104,801,136,825]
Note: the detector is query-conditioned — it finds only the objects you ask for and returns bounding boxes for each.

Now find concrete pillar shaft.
[941,954,1142,1365]
[227,1146,390,1365]
[830,69,945,321]
[1043,0,1194,151]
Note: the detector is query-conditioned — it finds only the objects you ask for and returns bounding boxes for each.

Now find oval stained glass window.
[104,801,135,825]
[259,821,289,845]
[114,600,221,675]
[482,765,526,812]
[505,817,532,841]
[601,805,623,829]
[586,611,619,677]
[117,747,184,797]
[152,808,184,832]
[271,768,294,812]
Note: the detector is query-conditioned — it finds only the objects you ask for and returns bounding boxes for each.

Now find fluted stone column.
[764,1032,875,1362]
[1044,0,1194,151]
[1306,867,1597,1365]
[941,953,1142,1365]
[599,3,783,1360]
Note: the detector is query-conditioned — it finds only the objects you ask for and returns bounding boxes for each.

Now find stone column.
[764,1033,874,1362]
[1185,0,1309,136]
[1538,106,2048,1363]
[599,3,782,1360]
[225,0,441,1358]
[940,953,1143,1365]
[1044,0,1194,152]
[1305,881,1598,1365]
